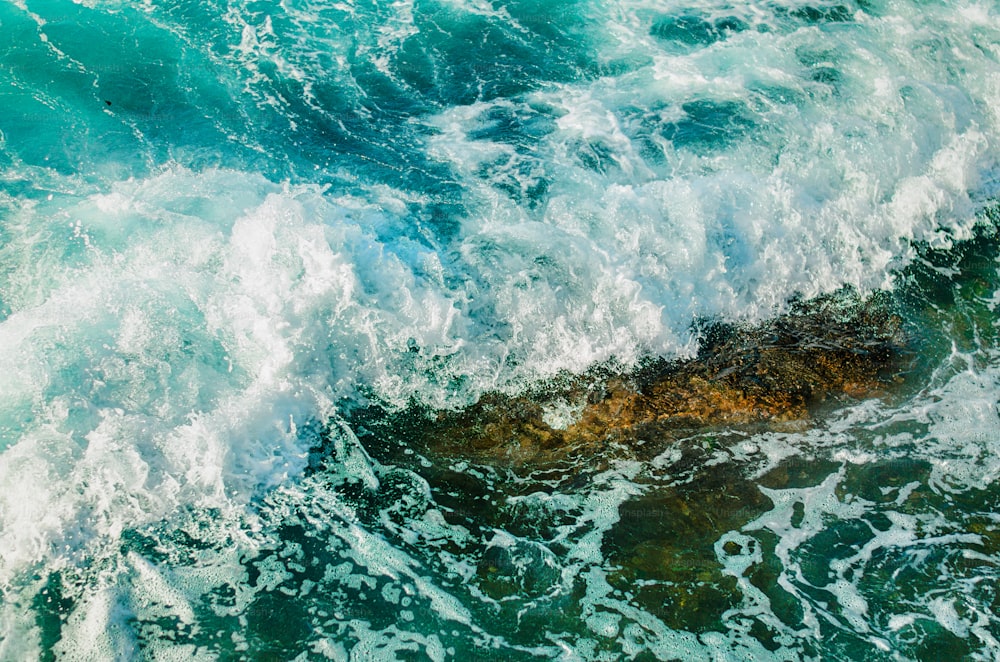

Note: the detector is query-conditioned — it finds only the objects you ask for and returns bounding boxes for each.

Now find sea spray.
[1,0,1000,658]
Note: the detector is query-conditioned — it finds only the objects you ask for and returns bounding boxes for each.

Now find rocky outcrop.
[405,289,907,465]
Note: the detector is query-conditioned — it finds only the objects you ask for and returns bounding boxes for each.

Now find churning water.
[1,0,999,658]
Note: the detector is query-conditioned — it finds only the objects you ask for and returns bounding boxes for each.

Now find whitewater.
[1,0,999,658]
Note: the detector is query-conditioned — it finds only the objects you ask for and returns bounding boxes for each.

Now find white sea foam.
[1,0,1000,658]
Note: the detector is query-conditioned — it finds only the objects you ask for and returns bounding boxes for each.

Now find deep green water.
[1,0,999,659]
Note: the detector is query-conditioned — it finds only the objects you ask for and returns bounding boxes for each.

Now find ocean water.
[1,0,999,658]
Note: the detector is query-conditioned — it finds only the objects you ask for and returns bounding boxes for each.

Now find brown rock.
[409,288,907,466]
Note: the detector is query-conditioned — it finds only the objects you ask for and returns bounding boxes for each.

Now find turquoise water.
[1,0,999,658]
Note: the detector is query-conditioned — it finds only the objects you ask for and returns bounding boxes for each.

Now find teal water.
[1,0,999,658]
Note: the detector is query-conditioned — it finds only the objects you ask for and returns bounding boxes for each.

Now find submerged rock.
[407,289,907,465]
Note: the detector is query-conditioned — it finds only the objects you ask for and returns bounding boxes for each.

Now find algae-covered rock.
[409,288,907,466]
